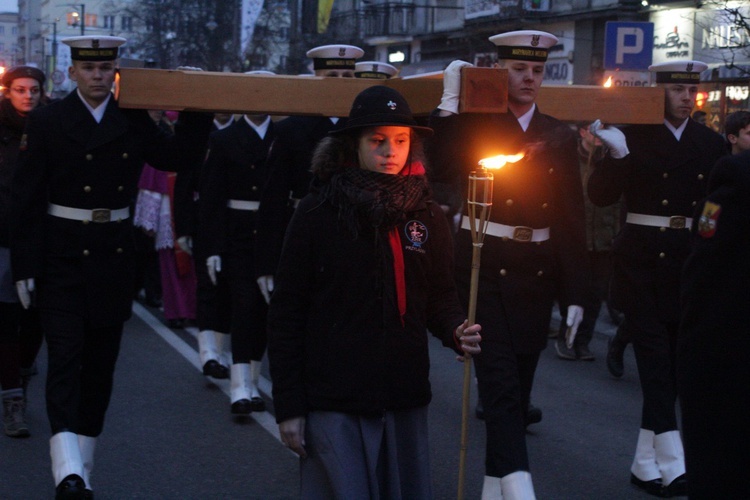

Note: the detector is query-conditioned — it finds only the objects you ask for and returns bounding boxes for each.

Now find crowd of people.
[1,29,748,500]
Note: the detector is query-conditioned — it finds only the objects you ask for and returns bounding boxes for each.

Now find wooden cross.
[116,67,663,124]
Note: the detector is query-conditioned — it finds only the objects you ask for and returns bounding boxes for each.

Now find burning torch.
[458,153,524,500]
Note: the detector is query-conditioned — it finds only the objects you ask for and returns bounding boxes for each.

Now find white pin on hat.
[489,30,558,62]
[354,61,398,80]
[62,35,127,61]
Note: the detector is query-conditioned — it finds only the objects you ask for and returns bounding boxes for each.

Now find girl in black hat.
[0,66,47,438]
[267,86,481,498]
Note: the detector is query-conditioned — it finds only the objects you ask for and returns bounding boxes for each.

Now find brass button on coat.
[659,252,665,258]
[83,249,90,256]
[505,199,513,206]
[499,269,507,276]
[83,186,92,193]
[122,153,129,159]
[85,154,93,161]
[661,199,669,206]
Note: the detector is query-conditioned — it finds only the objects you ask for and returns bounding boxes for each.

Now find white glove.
[437,60,473,115]
[176,236,193,256]
[565,305,584,348]
[590,119,629,159]
[206,255,221,285]
[257,275,274,304]
[15,278,35,310]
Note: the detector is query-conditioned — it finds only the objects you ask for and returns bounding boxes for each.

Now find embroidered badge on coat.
[697,201,721,238]
[404,220,428,253]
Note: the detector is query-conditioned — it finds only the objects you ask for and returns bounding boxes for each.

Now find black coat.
[587,120,726,320]
[10,92,211,328]
[267,193,465,423]
[198,118,275,258]
[0,100,26,246]
[254,116,346,278]
[677,150,750,498]
[428,109,588,352]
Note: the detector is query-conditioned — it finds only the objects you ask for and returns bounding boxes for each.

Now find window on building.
[0,43,5,52]
[11,27,17,35]
[0,26,5,35]
[122,16,133,31]
[103,15,115,29]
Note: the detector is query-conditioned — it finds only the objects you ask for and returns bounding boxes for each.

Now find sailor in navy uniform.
[200,71,276,415]
[10,35,211,499]
[254,44,364,304]
[588,60,726,497]
[354,60,398,80]
[428,30,588,498]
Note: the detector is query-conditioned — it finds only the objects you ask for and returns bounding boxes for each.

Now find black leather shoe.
[607,337,625,378]
[202,360,229,379]
[630,473,666,497]
[248,396,266,412]
[662,474,687,497]
[525,404,542,427]
[475,400,485,420]
[55,474,87,500]
[575,345,595,361]
[231,399,252,415]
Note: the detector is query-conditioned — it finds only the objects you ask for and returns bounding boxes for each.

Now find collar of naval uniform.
[460,216,550,242]
[48,203,130,223]
[288,191,301,208]
[625,212,692,230]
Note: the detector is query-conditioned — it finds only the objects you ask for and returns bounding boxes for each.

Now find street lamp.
[64,4,86,35]
[38,19,59,80]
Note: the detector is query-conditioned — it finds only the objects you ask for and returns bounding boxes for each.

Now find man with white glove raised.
[427,30,589,499]
[587,60,726,498]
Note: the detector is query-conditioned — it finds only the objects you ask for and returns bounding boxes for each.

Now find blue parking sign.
[604,22,654,70]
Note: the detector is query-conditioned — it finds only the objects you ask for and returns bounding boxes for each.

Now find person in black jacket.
[588,60,727,497]
[678,149,750,499]
[199,105,275,415]
[267,86,481,498]
[10,36,211,499]
[0,66,46,439]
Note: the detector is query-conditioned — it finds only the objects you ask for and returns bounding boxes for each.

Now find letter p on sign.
[616,28,643,64]
[604,21,654,70]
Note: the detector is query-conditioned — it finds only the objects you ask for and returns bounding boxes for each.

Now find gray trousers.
[301,407,432,500]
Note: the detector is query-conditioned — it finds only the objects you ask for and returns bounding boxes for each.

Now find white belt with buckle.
[461,216,550,243]
[227,200,260,211]
[48,203,130,223]
[626,212,692,230]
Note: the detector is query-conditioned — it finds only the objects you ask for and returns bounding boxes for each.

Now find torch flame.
[603,76,613,88]
[478,153,525,170]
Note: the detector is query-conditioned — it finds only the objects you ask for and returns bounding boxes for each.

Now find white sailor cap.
[354,61,398,79]
[648,60,708,84]
[489,30,558,62]
[306,44,364,71]
[62,35,126,61]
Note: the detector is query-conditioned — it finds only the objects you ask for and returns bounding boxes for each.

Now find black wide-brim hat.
[331,85,433,137]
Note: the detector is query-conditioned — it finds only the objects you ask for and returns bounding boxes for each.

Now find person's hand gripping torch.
[458,153,523,500]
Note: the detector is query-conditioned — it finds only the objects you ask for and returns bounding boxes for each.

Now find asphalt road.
[1,302,657,499]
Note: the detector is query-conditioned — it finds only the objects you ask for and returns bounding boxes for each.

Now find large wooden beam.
[116,67,663,123]
[115,68,448,116]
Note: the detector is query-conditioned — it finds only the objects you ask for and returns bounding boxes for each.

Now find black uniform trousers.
[615,257,680,433]
[224,246,267,364]
[468,277,535,478]
[41,308,123,436]
[194,235,231,334]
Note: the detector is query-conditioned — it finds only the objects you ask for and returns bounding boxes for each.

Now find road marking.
[132,302,283,443]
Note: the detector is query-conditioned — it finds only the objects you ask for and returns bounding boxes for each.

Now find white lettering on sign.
[616,27,644,64]
[702,25,749,50]
[544,61,570,82]
[726,86,749,101]
[707,90,722,102]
